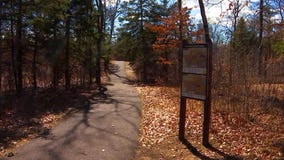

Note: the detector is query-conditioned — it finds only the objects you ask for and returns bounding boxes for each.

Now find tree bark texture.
[258,0,263,75]
[15,0,23,94]
[65,11,71,90]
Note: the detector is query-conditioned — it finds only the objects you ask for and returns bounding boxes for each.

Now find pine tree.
[232,17,256,58]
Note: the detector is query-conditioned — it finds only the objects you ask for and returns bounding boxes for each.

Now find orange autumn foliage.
[145,7,192,52]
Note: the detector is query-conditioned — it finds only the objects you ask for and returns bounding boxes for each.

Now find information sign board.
[181,44,208,100]
[182,74,206,100]
[183,47,207,74]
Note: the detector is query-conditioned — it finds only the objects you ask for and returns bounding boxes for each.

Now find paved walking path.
[3,61,141,160]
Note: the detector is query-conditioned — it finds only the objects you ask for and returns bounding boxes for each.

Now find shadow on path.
[3,61,141,160]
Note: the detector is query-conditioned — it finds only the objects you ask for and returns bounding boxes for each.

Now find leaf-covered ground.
[134,86,284,160]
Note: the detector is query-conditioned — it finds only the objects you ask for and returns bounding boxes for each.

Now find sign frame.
[181,43,208,101]
[179,42,213,147]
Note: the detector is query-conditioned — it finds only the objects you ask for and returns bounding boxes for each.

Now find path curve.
[3,61,141,160]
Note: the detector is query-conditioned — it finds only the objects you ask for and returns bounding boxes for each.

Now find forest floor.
[133,86,284,160]
[125,64,284,160]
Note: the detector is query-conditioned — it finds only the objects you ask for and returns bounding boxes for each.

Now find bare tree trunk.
[139,0,147,82]
[96,16,102,86]
[258,0,263,75]
[228,0,243,119]
[232,1,240,32]
[15,0,23,94]
[0,2,2,93]
[88,49,93,86]
[65,11,71,90]
[163,52,169,82]
[32,33,37,91]
[109,0,120,42]
[52,23,58,88]
[275,0,283,22]
[10,1,17,92]
[52,65,58,88]
[95,0,104,87]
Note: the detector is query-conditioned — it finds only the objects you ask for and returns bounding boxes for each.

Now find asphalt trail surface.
[3,61,141,160]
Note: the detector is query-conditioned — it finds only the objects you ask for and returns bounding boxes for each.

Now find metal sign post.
[179,42,212,147]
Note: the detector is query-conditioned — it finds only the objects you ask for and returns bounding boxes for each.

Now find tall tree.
[0,0,8,93]
[270,0,284,22]
[39,0,70,88]
[64,7,71,90]
[94,0,104,86]
[15,0,23,94]
[0,1,3,92]
[9,0,17,92]
[258,0,263,75]
[28,0,45,91]
[232,18,256,57]
[70,0,97,86]
[105,0,121,42]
